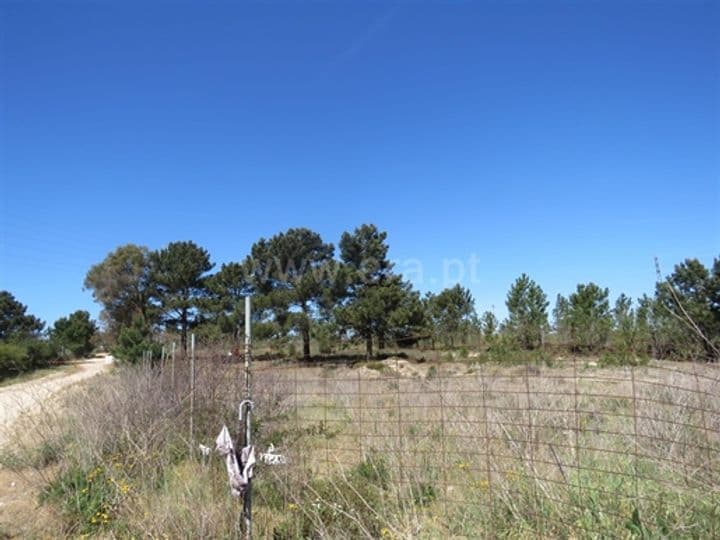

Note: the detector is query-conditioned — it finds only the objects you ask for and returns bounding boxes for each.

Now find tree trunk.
[180,308,188,359]
[301,303,311,361]
[302,326,311,361]
[365,334,373,360]
[378,334,386,351]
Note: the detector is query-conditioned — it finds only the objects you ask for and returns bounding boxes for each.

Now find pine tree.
[247,228,334,360]
[335,224,422,358]
[150,241,214,355]
[425,285,476,347]
[565,283,612,352]
[505,274,549,350]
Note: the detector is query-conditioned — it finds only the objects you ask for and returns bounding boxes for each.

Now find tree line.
[80,224,719,363]
[0,292,96,378]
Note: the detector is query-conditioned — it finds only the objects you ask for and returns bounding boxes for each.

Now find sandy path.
[0,356,113,536]
[0,355,113,445]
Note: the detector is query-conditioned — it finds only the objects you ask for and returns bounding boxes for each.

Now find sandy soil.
[0,355,112,537]
[0,355,112,445]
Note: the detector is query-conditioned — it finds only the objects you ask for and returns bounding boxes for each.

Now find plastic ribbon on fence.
[215,425,255,497]
[260,443,287,465]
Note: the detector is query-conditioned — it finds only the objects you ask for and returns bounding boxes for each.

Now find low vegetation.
[0,292,97,380]
[2,353,717,538]
[2,226,718,536]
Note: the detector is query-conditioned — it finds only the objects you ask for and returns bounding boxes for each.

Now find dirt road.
[0,355,112,445]
[0,356,113,536]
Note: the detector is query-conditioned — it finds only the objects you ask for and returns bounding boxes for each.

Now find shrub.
[0,339,57,378]
[0,342,30,376]
[599,352,650,367]
[364,361,387,373]
[42,463,132,534]
[113,324,161,363]
[410,481,437,506]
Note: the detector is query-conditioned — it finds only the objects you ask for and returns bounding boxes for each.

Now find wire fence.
[162,349,719,537]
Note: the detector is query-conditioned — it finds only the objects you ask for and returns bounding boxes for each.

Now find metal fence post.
[190,333,195,457]
[171,341,176,391]
[243,296,253,540]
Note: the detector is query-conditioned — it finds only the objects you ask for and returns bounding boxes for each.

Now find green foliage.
[42,463,130,534]
[150,241,214,353]
[0,290,44,340]
[335,224,425,357]
[553,293,571,344]
[505,274,549,349]
[338,224,392,280]
[560,283,612,352]
[0,342,32,377]
[336,274,423,357]
[479,310,498,342]
[51,310,97,359]
[312,320,339,354]
[84,245,155,337]
[0,292,56,378]
[654,257,720,361]
[599,351,649,367]
[248,228,335,360]
[610,293,650,358]
[82,229,717,366]
[410,481,437,506]
[190,320,225,345]
[354,451,390,489]
[364,361,387,372]
[113,319,161,363]
[203,261,252,340]
[425,285,476,348]
[267,453,393,539]
[385,281,426,348]
[471,333,554,365]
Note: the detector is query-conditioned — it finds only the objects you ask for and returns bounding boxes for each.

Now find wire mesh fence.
[166,350,719,538]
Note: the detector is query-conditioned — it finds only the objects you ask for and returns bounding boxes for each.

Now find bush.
[42,463,131,534]
[599,352,650,367]
[0,339,57,379]
[0,342,30,376]
[113,325,162,363]
[50,310,96,359]
[25,339,58,367]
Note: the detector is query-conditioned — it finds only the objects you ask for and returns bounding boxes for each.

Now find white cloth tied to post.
[215,425,255,497]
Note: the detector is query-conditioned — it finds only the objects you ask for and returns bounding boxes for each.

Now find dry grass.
[1,353,718,538]
[252,358,720,538]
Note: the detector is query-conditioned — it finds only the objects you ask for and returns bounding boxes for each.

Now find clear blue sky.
[1,1,718,327]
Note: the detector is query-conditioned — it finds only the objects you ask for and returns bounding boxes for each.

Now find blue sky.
[1,1,718,327]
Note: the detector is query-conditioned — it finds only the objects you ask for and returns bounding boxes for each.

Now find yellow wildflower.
[380,528,395,540]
